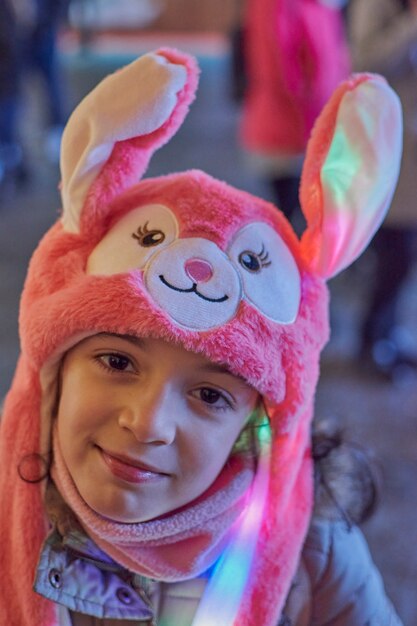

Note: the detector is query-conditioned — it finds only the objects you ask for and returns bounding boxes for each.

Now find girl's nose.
[118,392,175,445]
[184,258,213,283]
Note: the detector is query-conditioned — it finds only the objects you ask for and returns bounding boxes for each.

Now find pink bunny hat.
[0,48,402,626]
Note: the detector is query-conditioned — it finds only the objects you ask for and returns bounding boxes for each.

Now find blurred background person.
[0,0,26,189]
[27,0,70,159]
[349,0,417,381]
[239,0,351,232]
[0,0,69,194]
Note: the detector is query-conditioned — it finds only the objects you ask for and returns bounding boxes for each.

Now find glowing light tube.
[191,428,271,626]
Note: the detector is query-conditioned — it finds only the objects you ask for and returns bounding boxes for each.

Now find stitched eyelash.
[136,221,151,236]
[259,244,271,267]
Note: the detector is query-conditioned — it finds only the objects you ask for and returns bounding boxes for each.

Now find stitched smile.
[159,275,229,303]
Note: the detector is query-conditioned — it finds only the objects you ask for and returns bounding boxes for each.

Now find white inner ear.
[228,222,301,324]
[86,204,179,275]
[316,79,403,278]
[61,53,187,233]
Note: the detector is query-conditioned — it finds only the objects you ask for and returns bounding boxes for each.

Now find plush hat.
[0,48,402,626]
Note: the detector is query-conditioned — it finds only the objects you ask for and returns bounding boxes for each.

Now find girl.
[0,48,404,625]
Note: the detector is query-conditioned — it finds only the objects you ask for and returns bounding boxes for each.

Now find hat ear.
[299,74,403,279]
[60,48,199,233]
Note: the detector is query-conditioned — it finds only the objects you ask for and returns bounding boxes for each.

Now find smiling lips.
[100,448,168,484]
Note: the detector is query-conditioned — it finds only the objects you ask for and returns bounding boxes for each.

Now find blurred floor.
[0,35,416,625]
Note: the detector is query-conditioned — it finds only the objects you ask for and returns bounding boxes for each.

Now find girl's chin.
[78,485,159,523]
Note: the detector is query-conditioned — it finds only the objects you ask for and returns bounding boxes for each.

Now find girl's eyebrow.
[96,332,147,349]
[197,363,250,388]
[199,363,234,375]
[96,333,247,384]
[99,333,232,368]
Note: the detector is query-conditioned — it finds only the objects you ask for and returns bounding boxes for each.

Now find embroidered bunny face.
[87,203,301,330]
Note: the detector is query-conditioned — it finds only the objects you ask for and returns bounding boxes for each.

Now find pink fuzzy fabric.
[1,47,374,626]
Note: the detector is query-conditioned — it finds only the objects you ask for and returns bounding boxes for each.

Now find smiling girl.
[0,48,404,625]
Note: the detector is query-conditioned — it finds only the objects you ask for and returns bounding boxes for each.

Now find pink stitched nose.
[184,258,214,283]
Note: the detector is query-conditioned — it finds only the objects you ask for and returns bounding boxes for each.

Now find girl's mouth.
[99,447,168,484]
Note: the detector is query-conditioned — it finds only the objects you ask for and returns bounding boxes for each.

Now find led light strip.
[190,421,272,626]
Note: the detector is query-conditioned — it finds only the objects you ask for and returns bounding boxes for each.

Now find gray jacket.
[34,517,403,626]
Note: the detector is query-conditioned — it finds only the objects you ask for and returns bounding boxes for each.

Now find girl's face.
[56,334,258,523]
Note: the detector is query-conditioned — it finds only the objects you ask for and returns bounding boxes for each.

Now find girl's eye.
[200,388,222,404]
[99,354,134,372]
[192,387,232,410]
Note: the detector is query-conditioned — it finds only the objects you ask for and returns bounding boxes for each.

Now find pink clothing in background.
[241,0,351,154]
